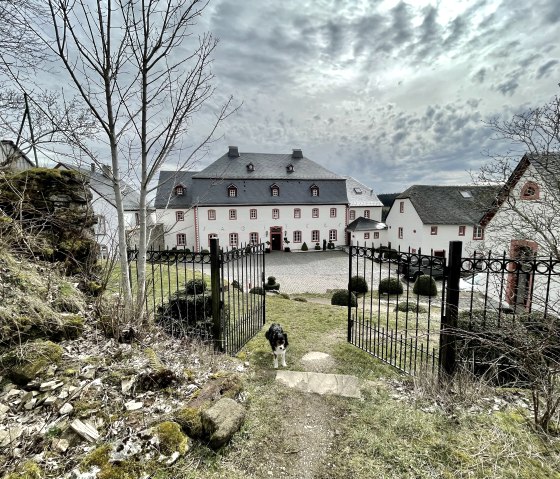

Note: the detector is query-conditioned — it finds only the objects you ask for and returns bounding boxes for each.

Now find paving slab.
[275,370,362,399]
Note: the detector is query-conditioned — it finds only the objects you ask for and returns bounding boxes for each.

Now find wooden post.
[440,241,462,377]
[210,238,223,352]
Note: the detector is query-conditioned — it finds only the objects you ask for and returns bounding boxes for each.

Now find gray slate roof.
[194,151,342,180]
[397,185,499,225]
[56,163,140,211]
[154,170,197,209]
[344,176,383,207]
[156,149,349,207]
[346,217,387,232]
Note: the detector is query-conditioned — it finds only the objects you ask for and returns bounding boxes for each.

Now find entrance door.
[270,226,283,251]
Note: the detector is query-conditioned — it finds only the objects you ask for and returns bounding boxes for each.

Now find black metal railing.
[348,241,560,378]
[127,239,266,355]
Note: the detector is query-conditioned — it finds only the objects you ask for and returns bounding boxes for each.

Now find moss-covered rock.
[0,340,63,384]
[4,460,44,479]
[175,406,204,438]
[155,421,189,455]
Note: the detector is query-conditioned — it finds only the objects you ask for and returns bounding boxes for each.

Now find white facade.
[158,204,348,251]
[386,198,484,256]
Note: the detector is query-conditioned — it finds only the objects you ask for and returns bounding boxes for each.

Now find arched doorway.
[270,226,283,251]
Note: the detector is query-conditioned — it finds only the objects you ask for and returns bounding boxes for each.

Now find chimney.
[292,149,303,159]
[228,146,239,158]
[90,163,96,173]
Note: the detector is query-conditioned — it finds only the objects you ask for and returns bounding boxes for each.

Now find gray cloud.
[536,59,559,79]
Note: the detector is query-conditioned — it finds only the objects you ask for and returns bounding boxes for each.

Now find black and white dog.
[265,323,289,369]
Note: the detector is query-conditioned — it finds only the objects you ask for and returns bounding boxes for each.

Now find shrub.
[232,280,242,290]
[378,277,403,295]
[185,279,207,295]
[314,243,321,250]
[331,289,357,307]
[249,286,265,295]
[200,249,210,254]
[379,247,399,260]
[413,275,438,296]
[301,242,308,251]
[350,275,368,294]
[156,293,213,338]
[395,301,427,313]
[264,282,280,291]
[267,276,276,285]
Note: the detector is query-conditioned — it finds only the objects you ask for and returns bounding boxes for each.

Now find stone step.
[275,370,362,399]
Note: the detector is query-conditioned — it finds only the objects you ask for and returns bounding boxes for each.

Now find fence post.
[440,240,462,377]
[210,238,223,352]
[347,242,353,342]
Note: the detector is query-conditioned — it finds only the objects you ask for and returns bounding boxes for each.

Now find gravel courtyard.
[264,250,390,294]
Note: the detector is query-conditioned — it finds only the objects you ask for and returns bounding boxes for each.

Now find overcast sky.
[183,0,560,193]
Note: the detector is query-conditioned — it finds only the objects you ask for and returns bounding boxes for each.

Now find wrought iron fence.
[348,241,560,378]
[127,239,266,355]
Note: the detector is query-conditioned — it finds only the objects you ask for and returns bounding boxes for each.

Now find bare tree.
[475,95,560,260]
[38,0,234,319]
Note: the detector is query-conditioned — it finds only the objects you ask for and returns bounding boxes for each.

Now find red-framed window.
[349,210,355,221]
[174,185,184,196]
[272,208,280,219]
[398,227,403,239]
[176,211,184,222]
[250,208,257,219]
[431,226,438,235]
[312,230,320,242]
[176,233,186,246]
[310,184,319,197]
[312,208,319,218]
[330,208,337,218]
[364,233,370,239]
[229,209,237,220]
[364,210,370,219]
[329,229,337,241]
[374,232,379,239]
[229,233,238,247]
[473,225,484,240]
[294,208,301,218]
[271,184,280,196]
[249,232,259,244]
[208,209,216,220]
[520,181,539,200]
[399,201,404,213]
[458,225,466,236]
[293,231,302,243]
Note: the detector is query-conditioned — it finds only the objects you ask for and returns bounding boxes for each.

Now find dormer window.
[270,183,280,197]
[246,163,254,172]
[353,187,362,194]
[286,164,294,173]
[310,184,319,197]
[227,184,238,197]
[520,181,539,200]
[174,185,185,196]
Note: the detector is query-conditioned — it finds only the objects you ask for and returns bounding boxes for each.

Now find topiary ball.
[412,275,438,296]
[394,301,427,313]
[350,275,368,294]
[378,277,403,295]
[185,279,207,295]
[331,289,357,307]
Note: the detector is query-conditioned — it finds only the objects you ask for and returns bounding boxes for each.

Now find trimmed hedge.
[301,242,308,251]
[378,277,403,295]
[249,286,265,296]
[185,279,207,295]
[331,289,357,307]
[350,275,368,294]
[413,275,437,296]
[394,301,427,313]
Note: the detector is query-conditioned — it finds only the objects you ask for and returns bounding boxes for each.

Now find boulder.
[201,398,246,449]
[0,340,63,385]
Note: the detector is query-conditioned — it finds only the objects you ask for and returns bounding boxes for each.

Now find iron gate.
[348,241,560,376]
[127,238,265,355]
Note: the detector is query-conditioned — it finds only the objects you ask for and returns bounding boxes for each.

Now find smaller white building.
[344,176,386,244]
[0,140,35,171]
[385,185,498,257]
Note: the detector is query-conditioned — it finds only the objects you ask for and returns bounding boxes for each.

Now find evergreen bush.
[378,277,403,295]
[395,301,427,313]
[331,289,357,307]
[185,279,206,295]
[350,275,368,294]
[301,242,308,251]
[249,286,265,295]
[413,275,438,296]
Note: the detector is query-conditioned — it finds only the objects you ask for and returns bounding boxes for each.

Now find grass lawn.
[160,294,560,479]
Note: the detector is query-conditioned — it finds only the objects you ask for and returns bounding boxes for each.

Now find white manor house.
[154,147,386,251]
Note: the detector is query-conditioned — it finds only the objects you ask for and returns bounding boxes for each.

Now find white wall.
[385,199,484,255]
[348,205,383,222]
